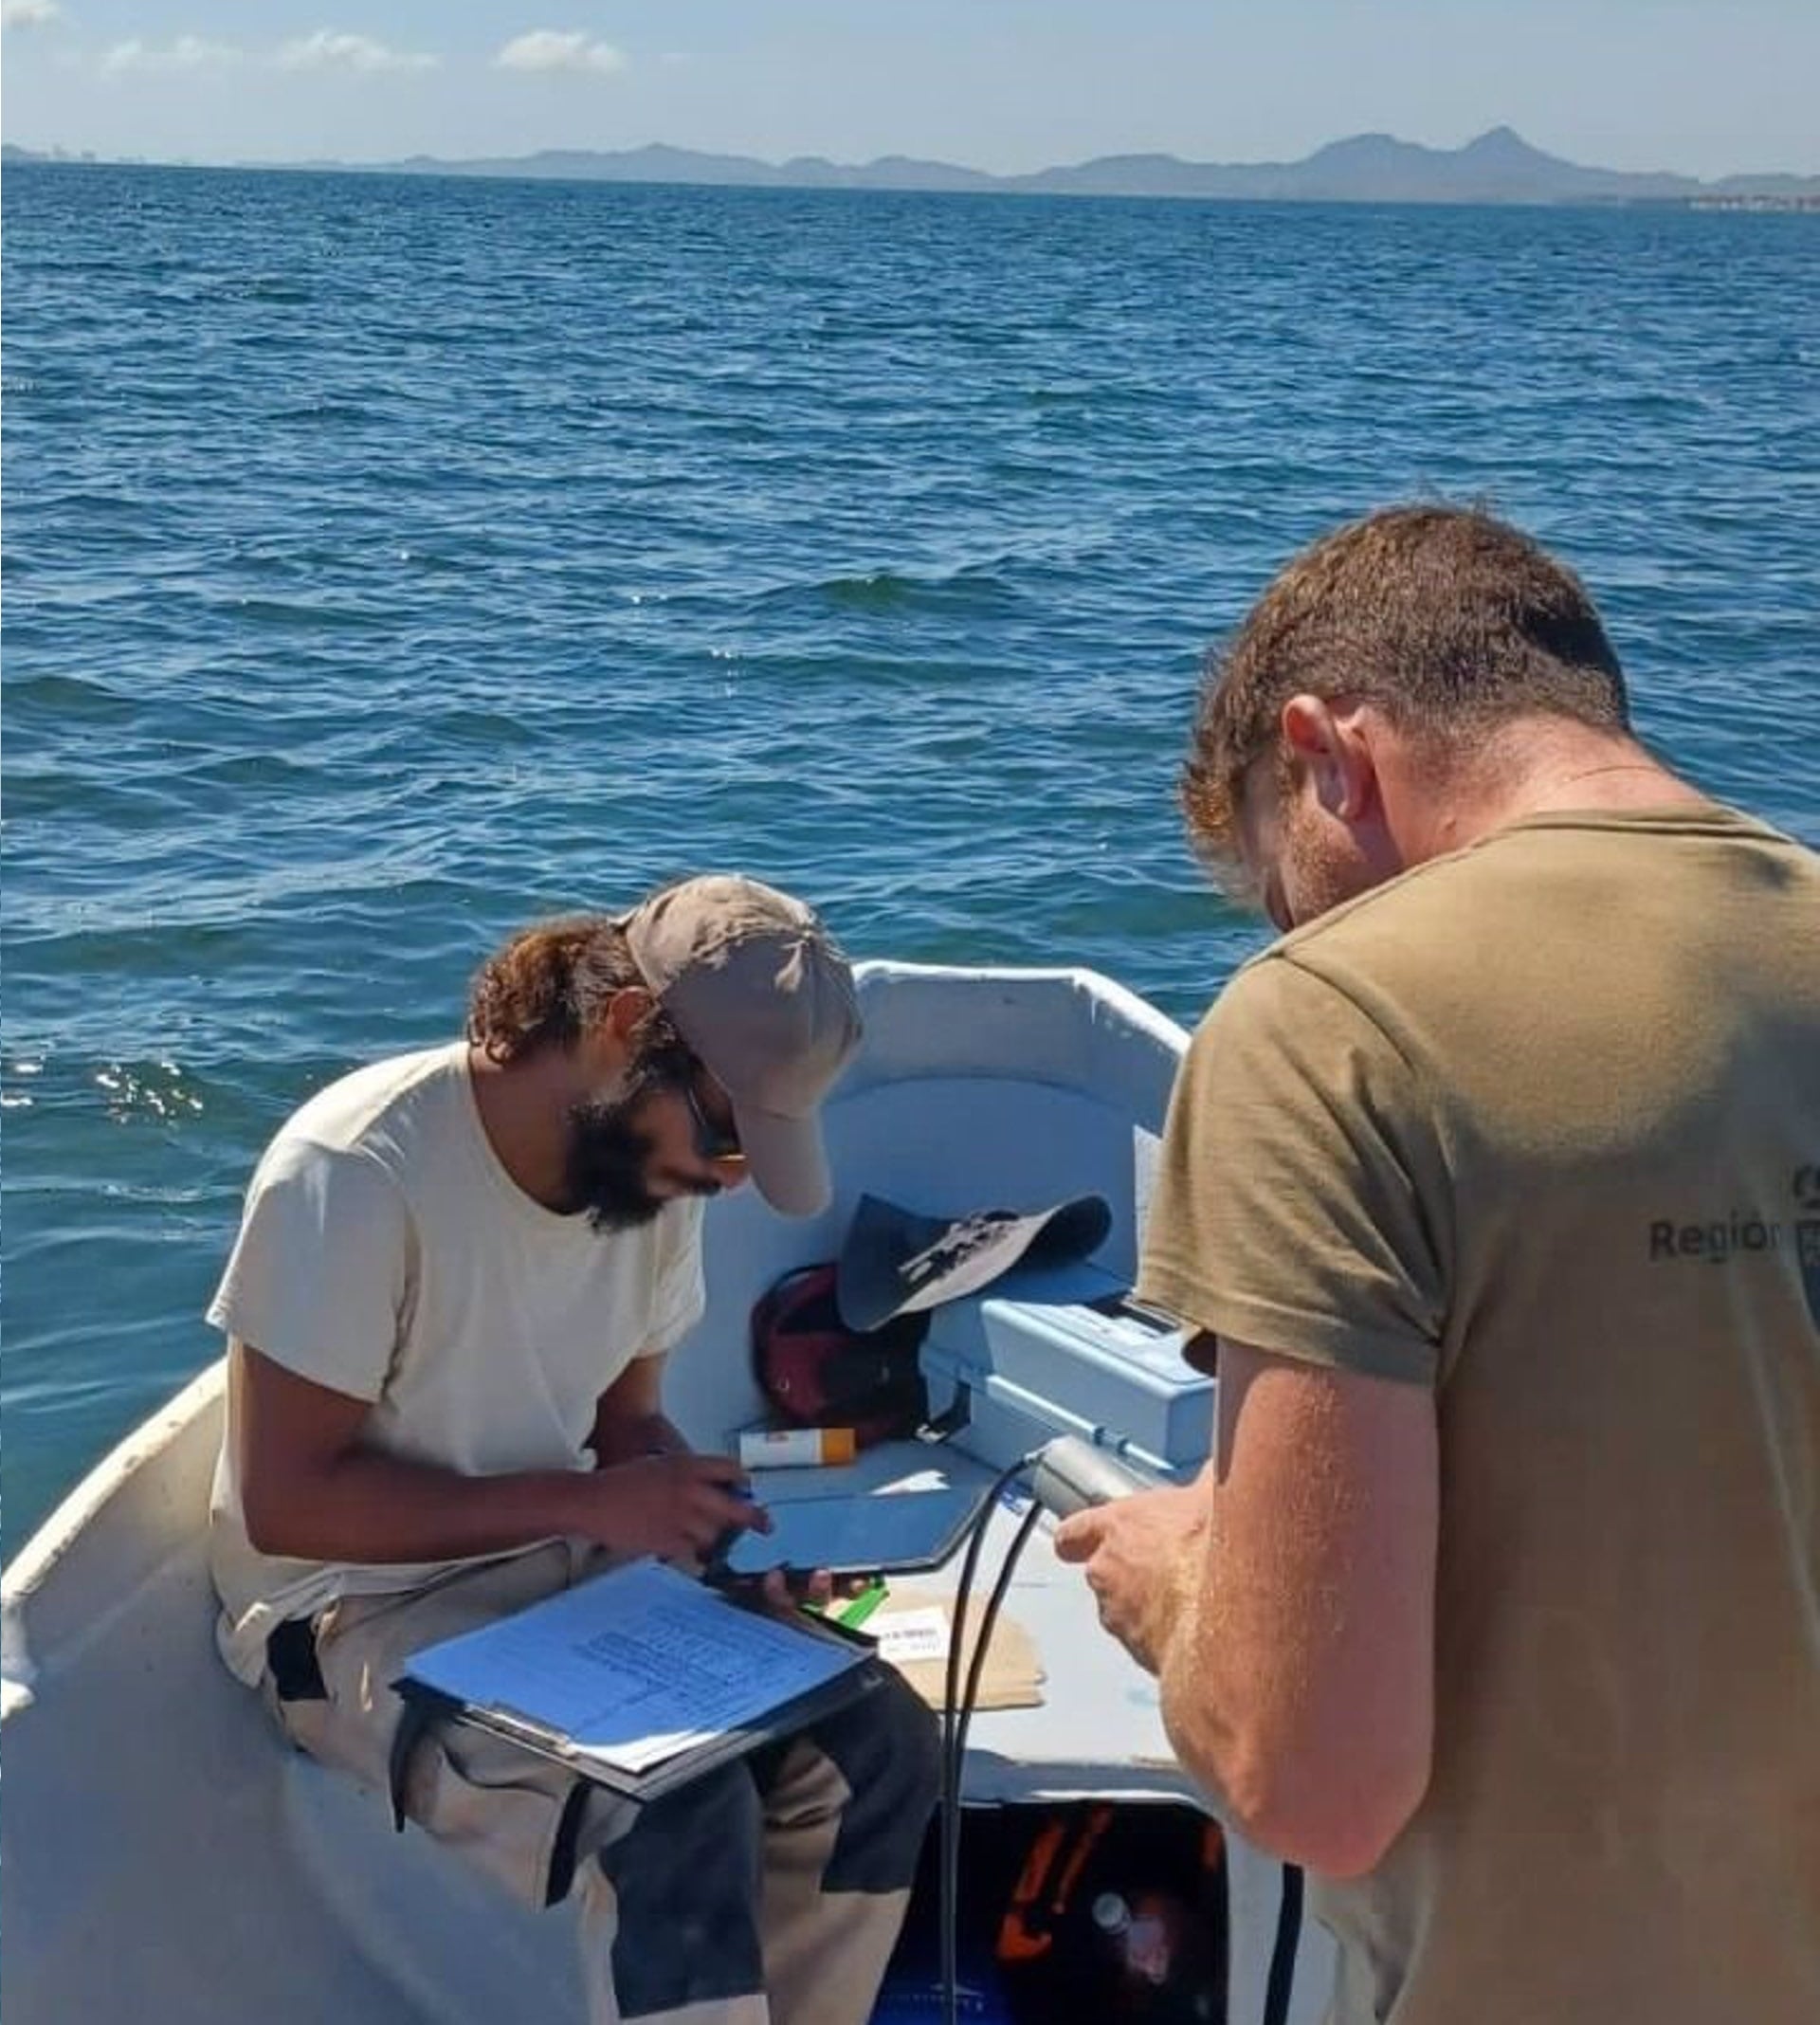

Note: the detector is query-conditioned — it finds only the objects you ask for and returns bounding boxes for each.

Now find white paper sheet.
[404,1559,865,1775]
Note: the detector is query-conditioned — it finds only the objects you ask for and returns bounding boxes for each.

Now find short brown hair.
[466,914,674,1065]
[1181,504,1630,869]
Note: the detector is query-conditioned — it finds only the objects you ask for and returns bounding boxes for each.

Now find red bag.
[750,1263,930,1450]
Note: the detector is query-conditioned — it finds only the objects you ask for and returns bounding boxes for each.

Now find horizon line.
[6,123,1819,192]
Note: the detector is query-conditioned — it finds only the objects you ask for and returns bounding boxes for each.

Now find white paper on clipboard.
[402,1559,865,1776]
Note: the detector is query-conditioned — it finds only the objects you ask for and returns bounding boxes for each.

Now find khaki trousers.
[264,1542,940,2025]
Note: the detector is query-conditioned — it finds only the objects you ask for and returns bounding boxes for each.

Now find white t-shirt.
[207,1041,705,1683]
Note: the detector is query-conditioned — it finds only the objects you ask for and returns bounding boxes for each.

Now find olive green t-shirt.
[1139,808,1820,2025]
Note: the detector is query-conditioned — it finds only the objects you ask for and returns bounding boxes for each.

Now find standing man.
[209,873,939,2025]
[1057,506,1820,2022]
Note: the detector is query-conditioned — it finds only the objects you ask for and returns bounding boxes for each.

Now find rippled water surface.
[4,165,1817,1548]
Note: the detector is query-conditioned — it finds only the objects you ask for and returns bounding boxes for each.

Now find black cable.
[939,1450,1046,2025]
[1262,1864,1303,2025]
[953,1496,1044,1780]
[939,1499,991,2025]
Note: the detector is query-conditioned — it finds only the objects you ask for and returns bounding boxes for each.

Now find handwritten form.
[404,1559,864,1775]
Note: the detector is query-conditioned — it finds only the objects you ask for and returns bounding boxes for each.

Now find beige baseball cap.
[617,874,862,1215]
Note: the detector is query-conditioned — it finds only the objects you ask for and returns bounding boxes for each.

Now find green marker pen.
[836,1579,888,1630]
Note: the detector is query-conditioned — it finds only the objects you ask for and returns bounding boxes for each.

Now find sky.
[3,1,1816,179]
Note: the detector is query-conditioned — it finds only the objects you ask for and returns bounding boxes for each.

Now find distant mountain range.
[8,128,1818,208]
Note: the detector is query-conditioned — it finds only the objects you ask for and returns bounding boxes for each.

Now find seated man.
[208,872,940,2025]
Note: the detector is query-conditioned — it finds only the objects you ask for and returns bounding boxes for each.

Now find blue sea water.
[3,164,1817,1553]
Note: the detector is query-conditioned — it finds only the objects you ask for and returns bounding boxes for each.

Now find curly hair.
[465,914,683,1068]
[1181,504,1630,875]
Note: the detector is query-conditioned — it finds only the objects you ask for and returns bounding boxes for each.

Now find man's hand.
[755,1567,836,1612]
[576,1452,770,1565]
[1052,1481,1208,1676]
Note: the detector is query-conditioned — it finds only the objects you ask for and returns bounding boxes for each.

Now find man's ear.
[604,986,656,1043]
[576,986,660,1086]
[1281,695,1380,823]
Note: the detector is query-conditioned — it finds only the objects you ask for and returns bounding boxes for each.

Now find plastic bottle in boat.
[1090,1889,1219,2023]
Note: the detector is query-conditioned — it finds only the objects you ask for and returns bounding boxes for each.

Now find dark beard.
[562,1092,719,1233]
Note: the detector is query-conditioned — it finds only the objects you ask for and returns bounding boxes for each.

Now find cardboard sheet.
[872,1582,1046,1711]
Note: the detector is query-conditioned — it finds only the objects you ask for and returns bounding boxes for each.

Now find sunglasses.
[682,1075,744,1165]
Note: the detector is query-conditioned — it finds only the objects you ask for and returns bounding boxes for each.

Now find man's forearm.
[1156,1580,1251,1829]
[591,1408,690,1467]
[243,1447,595,1566]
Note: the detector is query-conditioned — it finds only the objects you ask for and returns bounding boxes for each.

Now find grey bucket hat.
[835,1192,1114,1333]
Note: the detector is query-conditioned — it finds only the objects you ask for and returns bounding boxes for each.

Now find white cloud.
[276,30,439,75]
[496,30,627,78]
[2,0,64,30]
[101,35,240,74]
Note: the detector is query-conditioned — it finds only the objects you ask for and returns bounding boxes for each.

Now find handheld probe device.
[1027,1432,1155,1517]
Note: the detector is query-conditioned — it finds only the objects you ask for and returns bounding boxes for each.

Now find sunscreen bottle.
[737,1427,857,1470]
